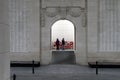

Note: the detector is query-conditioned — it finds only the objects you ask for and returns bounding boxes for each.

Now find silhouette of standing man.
[62,38,65,50]
[56,38,60,50]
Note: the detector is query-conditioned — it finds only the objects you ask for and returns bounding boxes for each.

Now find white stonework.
[87,0,99,62]
[9,0,40,61]
[99,0,120,51]
[41,0,87,65]
[87,0,120,62]
[0,0,10,80]
[8,0,120,65]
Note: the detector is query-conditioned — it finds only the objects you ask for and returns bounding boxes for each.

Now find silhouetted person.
[56,38,60,50]
[62,38,65,50]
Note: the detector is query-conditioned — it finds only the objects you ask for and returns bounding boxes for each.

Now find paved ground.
[11,64,120,80]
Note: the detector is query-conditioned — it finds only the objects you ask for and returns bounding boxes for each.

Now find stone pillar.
[0,0,10,80]
[87,0,99,61]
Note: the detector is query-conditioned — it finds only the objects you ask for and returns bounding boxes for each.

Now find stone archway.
[51,20,75,50]
[41,7,87,65]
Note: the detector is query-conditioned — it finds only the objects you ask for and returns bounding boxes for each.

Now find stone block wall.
[8,0,120,65]
[0,0,10,80]
[87,0,120,62]
[9,0,40,61]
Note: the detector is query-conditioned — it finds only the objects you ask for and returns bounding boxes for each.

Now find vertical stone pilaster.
[0,0,10,80]
[87,0,98,54]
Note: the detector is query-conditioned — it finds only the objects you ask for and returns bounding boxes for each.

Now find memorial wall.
[99,0,120,52]
[9,0,40,61]
[88,0,120,62]
[8,0,120,65]
[0,0,10,80]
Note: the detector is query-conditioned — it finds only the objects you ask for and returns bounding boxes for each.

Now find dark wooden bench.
[10,61,40,67]
[88,62,120,68]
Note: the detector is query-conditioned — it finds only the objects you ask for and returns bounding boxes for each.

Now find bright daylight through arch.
[51,20,75,50]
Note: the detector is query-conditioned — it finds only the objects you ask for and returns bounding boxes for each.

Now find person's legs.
[56,45,58,50]
[56,45,59,50]
[58,45,59,50]
[62,45,64,50]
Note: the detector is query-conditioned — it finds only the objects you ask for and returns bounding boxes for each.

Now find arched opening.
[51,20,75,50]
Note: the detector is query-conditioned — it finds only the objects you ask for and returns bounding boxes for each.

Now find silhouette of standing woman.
[62,38,65,50]
[56,38,60,50]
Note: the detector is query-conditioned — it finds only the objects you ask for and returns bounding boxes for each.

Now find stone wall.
[0,0,10,80]
[8,0,120,65]
[87,0,120,62]
[41,0,87,65]
[99,0,120,51]
[9,0,40,61]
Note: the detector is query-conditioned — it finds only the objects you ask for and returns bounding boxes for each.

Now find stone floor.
[11,64,120,80]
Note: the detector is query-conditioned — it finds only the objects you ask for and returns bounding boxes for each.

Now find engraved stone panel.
[9,0,40,53]
[99,0,120,51]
